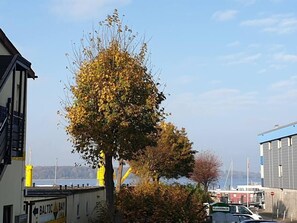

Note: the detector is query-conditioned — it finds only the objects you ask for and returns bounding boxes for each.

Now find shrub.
[116,182,207,222]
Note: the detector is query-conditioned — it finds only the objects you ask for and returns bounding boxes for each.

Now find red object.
[271,192,274,196]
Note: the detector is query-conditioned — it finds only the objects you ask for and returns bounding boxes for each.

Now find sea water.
[33,175,260,188]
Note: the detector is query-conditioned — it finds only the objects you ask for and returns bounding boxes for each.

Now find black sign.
[33,207,38,216]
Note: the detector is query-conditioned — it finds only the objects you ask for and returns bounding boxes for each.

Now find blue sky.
[1,0,297,172]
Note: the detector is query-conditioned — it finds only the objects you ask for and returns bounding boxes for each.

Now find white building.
[0,29,36,222]
[0,28,109,223]
[25,186,106,223]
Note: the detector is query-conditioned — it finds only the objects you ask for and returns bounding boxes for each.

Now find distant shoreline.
[32,166,260,180]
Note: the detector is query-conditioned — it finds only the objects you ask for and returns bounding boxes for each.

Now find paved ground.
[259,211,297,223]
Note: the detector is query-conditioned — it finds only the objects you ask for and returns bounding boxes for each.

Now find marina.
[210,184,265,208]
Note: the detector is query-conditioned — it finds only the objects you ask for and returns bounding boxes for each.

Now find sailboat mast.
[54,158,58,185]
[246,157,250,207]
[223,161,233,190]
[231,160,233,190]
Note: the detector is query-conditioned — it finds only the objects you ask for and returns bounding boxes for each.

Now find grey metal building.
[258,122,297,189]
[258,122,297,220]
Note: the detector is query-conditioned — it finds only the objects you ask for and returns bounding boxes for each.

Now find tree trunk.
[203,182,208,192]
[116,159,124,192]
[157,176,161,182]
[105,154,115,222]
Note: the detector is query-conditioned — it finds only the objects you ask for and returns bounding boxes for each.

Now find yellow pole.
[121,167,132,184]
[25,165,33,187]
[97,165,105,187]
[97,151,105,186]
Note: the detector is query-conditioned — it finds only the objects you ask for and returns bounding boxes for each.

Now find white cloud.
[267,89,297,104]
[167,88,258,117]
[176,75,199,85]
[212,10,238,22]
[227,41,240,47]
[274,53,297,63]
[266,76,297,105]
[236,0,284,6]
[200,88,257,104]
[247,43,260,49]
[257,69,267,74]
[269,44,285,52]
[270,76,297,90]
[241,14,297,34]
[236,0,256,6]
[50,0,130,20]
[269,64,285,70]
[210,80,222,85]
[220,52,261,65]
[241,18,276,27]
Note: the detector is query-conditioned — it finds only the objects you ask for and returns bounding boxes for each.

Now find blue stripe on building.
[258,122,297,143]
[260,156,263,165]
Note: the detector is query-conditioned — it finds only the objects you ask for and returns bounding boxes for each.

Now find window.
[15,84,20,111]
[278,165,283,177]
[238,206,252,215]
[277,140,281,148]
[268,142,271,150]
[288,137,293,146]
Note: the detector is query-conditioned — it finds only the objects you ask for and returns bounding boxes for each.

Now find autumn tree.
[191,151,222,192]
[130,122,195,182]
[63,10,165,221]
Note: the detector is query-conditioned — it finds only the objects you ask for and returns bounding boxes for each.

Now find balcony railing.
[0,104,9,179]
[0,117,8,161]
[0,99,25,178]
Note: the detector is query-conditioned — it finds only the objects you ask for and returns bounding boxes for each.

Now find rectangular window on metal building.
[278,139,282,148]
[288,137,293,146]
[278,165,283,178]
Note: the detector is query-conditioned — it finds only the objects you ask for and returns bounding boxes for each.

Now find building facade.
[25,186,106,223]
[258,122,297,189]
[258,122,297,219]
[0,29,36,222]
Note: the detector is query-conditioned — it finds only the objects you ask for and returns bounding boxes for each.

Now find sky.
[1,0,297,172]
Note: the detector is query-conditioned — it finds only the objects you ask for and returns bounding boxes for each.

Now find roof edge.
[258,121,297,143]
[258,121,297,136]
[0,29,20,55]
[0,29,36,78]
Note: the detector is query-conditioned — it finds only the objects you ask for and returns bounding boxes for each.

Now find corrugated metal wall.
[262,135,297,190]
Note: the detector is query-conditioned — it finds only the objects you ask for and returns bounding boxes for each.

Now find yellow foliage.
[64,11,165,167]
